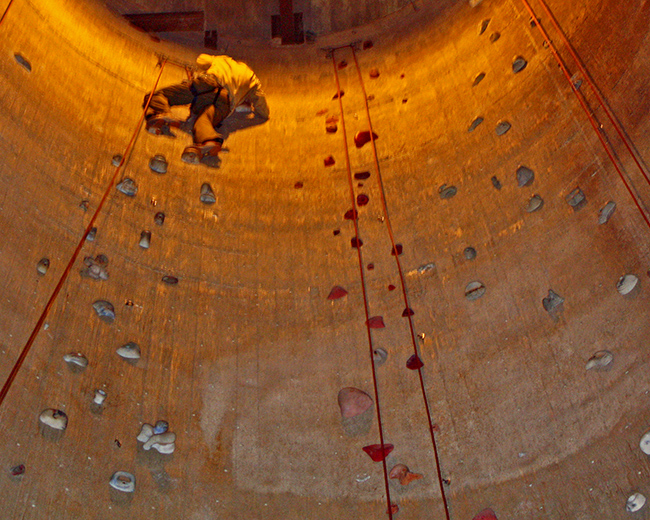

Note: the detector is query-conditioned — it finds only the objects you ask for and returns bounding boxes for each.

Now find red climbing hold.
[333,90,345,100]
[351,237,363,248]
[391,244,403,256]
[406,354,424,370]
[338,60,348,69]
[387,503,399,515]
[316,108,328,116]
[354,130,379,148]
[327,286,348,300]
[402,307,414,317]
[324,156,335,167]
[363,40,374,50]
[367,263,375,270]
[354,171,371,180]
[388,284,396,291]
[344,209,358,220]
[333,229,341,236]
[473,508,498,520]
[357,194,369,206]
[294,181,303,189]
[367,316,385,329]
[362,443,394,461]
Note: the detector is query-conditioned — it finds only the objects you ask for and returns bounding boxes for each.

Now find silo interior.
[1,0,650,518]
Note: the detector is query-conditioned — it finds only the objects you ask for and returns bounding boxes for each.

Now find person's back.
[196,54,259,114]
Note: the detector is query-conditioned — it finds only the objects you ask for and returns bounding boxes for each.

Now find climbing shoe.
[145,115,181,137]
[181,141,222,168]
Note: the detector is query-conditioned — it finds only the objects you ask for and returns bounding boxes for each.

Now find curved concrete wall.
[1,0,650,518]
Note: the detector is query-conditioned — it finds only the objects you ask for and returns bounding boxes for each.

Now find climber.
[143,54,270,167]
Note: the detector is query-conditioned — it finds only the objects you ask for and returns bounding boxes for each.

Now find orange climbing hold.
[354,130,379,148]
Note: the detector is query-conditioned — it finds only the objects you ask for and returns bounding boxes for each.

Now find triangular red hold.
[402,307,414,317]
[406,354,424,370]
[473,508,498,520]
[391,244,403,256]
[362,443,394,462]
[354,130,379,148]
[324,156,335,167]
[366,316,385,328]
[351,237,363,248]
[344,209,358,220]
[327,286,348,300]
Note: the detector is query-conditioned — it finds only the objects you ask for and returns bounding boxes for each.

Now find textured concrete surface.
[1,0,650,518]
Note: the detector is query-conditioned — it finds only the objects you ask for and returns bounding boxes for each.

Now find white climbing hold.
[117,342,140,360]
[93,389,107,406]
[626,493,646,512]
[585,350,613,371]
[617,274,638,295]
[39,409,68,431]
[640,431,650,455]
[110,471,136,493]
[137,423,154,443]
[63,353,88,369]
[137,422,175,454]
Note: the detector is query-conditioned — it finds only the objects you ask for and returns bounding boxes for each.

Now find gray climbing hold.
[93,389,107,406]
[162,275,178,285]
[139,230,151,249]
[14,53,31,72]
[526,194,544,212]
[338,388,373,418]
[149,155,168,174]
[39,409,68,431]
[416,262,436,274]
[63,353,88,370]
[617,274,638,295]
[472,72,486,86]
[137,423,176,454]
[79,200,89,211]
[626,493,646,513]
[490,32,501,43]
[112,155,123,167]
[513,56,528,73]
[439,184,457,199]
[491,176,502,190]
[586,350,613,371]
[542,289,564,312]
[37,258,50,276]
[200,183,216,204]
[110,471,136,493]
[116,178,137,197]
[566,187,587,210]
[117,342,140,360]
[86,227,97,242]
[479,19,490,35]
[81,255,109,280]
[154,212,165,226]
[464,247,477,260]
[639,431,650,455]
[468,117,483,132]
[598,201,616,224]
[373,348,388,366]
[93,300,115,323]
[496,120,511,135]
[516,166,534,187]
[465,281,486,301]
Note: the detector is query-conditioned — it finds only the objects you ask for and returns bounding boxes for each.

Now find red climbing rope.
[331,51,395,520]
[518,0,650,230]
[350,46,453,520]
[0,0,16,27]
[0,58,168,409]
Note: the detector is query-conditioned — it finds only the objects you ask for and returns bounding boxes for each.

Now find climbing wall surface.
[1,0,650,518]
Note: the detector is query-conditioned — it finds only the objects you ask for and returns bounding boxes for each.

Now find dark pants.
[144,74,230,144]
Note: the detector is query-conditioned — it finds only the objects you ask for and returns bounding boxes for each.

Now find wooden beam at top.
[123,11,204,33]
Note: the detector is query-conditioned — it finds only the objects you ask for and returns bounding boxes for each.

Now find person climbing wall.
[143,54,270,168]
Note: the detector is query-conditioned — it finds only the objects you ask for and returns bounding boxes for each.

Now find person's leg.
[182,89,230,167]
[144,82,194,135]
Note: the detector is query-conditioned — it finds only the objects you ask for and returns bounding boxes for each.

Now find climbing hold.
[373,348,388,366]
[542,289,564,312]
[81,255,109,280]
[326,123,338,133]
[327,286,348,300]
[86,227,97,242]
[367,263,374,270]
[294,181,303,189]
[137,423,154,442]
[626,493,646,513]
[362,444,394,462]
[326,115,339,125]
[516,166,535,187]
[586,350,613,371]
[333,229,341,236]
[354,131,378,148]
[332,90,344,100]
[338,60,347,69]
[116,178,137,197]
[355,172,371,180]
[464,247,477,260]
[490,32,501,43]
[200,183,216,204]
[389,464,423,485]
[598,201,616,224]
[513,56,528,73]
[79,199,89,211]
[402,307,414,317]
[473,508,498,520]
[93,389,107,406]
[566,187,587,210]
[139,230,151,249]
[39,409,68,431]
[36,258,50,276]
[138,422,176,454]
[363,40,373,50]
[93,300,115,323]
[402,98,408,104]
[491,176,502,190]
[10,464,25,477]
[639,430,650,454]
[526,194,544,212]
[14,53,32,72]
[338,388,373,418]
[495,120,511,135]
[112,154,123,167]
[416,263,435,274]
[117,342,141,360]
[468,117,483,132]
[369,68,380,79]
[124,299,134,306]
[154,420,169,434]
[344,209,358,220]
[162,275,178,285]
[366,316,385,328]
[316,108,328,116]
[479,19,490,35]
[472,72,486,86]
[351,237,363,248]
[465,281,486,301]
[388,284,396,290]
[154,212,165,226]
[357,194,369,206]
[367,94,375,101]
[617,274,638,295]
[439,184,457,199]
[324,156,335,167]
[406,354,424,370]
[63,353,88,370]
[110,471,136,493]
[149,155,168,174]
[392,244,403,256]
